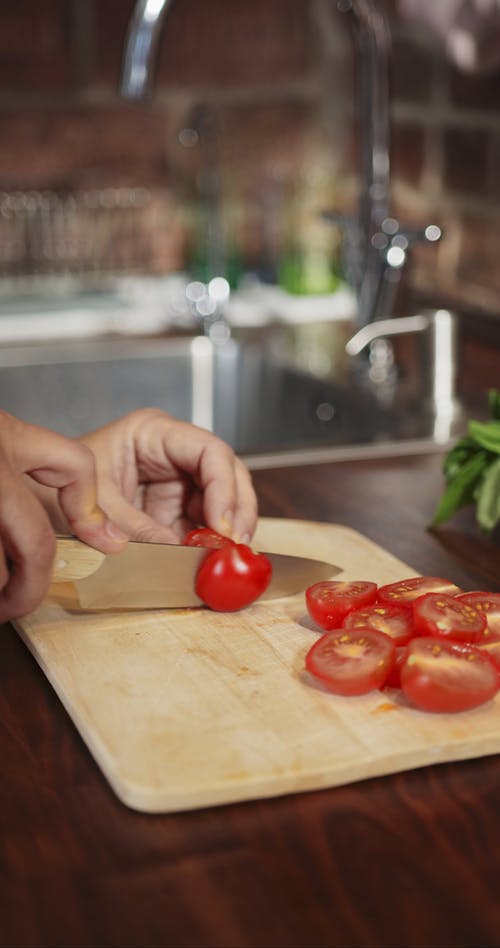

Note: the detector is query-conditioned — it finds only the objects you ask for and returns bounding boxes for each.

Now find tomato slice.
[384,645,408,689]
[306,581,378,631]
[457,592,500,642]
[478,639,500,674]
[195,543,272,612]
[184,527,234,549]
[305,627,395,696]
[401,636,498,713]
[378,576,461,608]
[412,593,486,643]
[343,602,415,646]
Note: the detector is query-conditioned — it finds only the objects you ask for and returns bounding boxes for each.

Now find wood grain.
[52,536,105,582]
[3,451,500,947]
[12,516,500,814]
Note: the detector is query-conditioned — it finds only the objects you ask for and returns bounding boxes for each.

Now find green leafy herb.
[477,457,500,531]
[468,420,500,455]
[442,436,477,484]
[431,450,489,527]
[432,388,500,533]
[489,389,500,420]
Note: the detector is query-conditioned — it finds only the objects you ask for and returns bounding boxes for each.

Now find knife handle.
[52,537,106,583]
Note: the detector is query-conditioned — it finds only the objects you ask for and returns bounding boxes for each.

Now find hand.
[0,411,127,622]
[78,409,258,544]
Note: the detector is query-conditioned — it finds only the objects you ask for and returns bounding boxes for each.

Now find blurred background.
[0,0,498,461]
[0,0,498,316]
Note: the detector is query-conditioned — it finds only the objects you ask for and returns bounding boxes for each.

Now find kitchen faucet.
[120,0,459,437]
[122,0,230,332]
[121,0,173,100]
[324,0,441,330]
[120,0,441,334]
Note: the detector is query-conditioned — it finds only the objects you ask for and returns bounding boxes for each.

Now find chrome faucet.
[325,0,441,330]
[121,0,174,100]
[120,0,440,334]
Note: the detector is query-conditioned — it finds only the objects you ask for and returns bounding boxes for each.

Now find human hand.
[78,408,258,544]
[0,411,127,622]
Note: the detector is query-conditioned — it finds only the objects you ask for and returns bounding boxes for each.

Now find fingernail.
[219,510,234,536]
[104,520,128,542]
[239,533,251,546]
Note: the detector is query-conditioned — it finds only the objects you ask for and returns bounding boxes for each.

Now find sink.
[0,326,463,469]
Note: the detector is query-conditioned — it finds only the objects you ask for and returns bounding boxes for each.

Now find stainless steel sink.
[0,324,464,469]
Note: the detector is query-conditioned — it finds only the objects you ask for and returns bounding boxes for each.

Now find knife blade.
[52,536,340,610]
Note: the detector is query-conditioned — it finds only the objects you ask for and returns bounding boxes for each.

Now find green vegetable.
[468,420,500,455]
[477,457,500,531]
[432,451,490,527]
[442,436,477,484]
[431,388,500,533]
[489,389,500,420]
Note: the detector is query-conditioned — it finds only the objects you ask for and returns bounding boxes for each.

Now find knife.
[52,537,340,610]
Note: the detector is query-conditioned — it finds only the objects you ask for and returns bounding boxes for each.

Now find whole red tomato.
[195,543,272,612]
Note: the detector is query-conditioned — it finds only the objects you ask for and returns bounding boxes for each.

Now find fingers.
[136,411,258,542]
[80,409,259,544]
[1,412,128,554]
[199,452,258,543]
[95,484,181,544]
[0,457,56,622]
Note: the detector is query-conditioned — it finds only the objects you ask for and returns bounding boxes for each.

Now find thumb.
[4,415,128,554]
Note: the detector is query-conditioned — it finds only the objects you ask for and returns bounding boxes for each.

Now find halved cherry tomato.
[384,646,408,689]
[378,576,461,608]
[184,527,234,549]
[343,602,415,646]
[306,581,377,631]
[477,639,500,675]
[412,593,486,643]
[401,636,498,712]
[195,542,272,612]
[457,592,500,642]
[305,627,395,696]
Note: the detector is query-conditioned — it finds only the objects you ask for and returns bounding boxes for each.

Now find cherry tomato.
[343,602,415,646]
[401,636,498,713]
[184,527,234,549]
[195,543,272,612]
[384,646,408,689]
[305,627,395,696]
[378,576,462,608]
[306,581,378,631]
[457,592,500,642]
[478,639,500,675]
[412,593,486,643]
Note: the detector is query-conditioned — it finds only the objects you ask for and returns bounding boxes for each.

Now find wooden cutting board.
[13,518,500,813]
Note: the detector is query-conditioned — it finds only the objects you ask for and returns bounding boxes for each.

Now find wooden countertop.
[2,451,500,948]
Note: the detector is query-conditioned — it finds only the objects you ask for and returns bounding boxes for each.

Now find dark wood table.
[2,452,500,948]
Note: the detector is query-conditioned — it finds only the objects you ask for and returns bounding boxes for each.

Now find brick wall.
[389,6,500,318]
[0,0,499,317]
